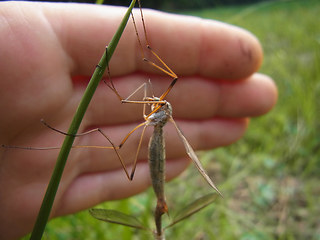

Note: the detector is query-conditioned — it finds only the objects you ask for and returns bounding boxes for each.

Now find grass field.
[22,0,320,239]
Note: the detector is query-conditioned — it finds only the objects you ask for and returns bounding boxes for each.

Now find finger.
[83,73,277,125]
[139,10,263,79]
[35,3,262,79]
[0,2,73,133]
[214,73,278,117]
[54,158,189,216]
[168,73,278,119]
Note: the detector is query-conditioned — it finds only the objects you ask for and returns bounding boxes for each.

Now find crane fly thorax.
[147,100,172,127]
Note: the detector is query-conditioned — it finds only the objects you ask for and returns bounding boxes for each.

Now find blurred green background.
[22,0,319,239]
[81,0,269,11]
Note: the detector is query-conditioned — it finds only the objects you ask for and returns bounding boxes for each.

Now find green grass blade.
[29,1,136,239]
[96,0,104,4]
[89,209,148,230]
[165,193,217,229]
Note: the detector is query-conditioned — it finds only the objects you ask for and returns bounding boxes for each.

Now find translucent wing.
[170,118,223,197]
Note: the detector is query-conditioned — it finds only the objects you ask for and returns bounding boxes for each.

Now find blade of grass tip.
[96,0,104,4]
[29,1,137,239]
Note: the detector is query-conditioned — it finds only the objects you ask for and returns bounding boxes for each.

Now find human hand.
[0,2,277,239]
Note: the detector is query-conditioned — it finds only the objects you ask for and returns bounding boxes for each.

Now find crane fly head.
[148,100,172,127]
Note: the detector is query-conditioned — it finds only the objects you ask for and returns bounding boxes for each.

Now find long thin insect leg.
[129,123,148,180]
[40,119,134,179]
[102,62,165,106]
[102,47,166,104]
[134,1,177,80]
[131,0,178,98]
[1,145,61,150]
[127,79,150,179]
[123,82,147,102]
[103,47,123,101]
[119,82,166,106]
[40,119,112,138]
[119,121,147,148]
[159,77,178,100]
[142,81,149,118]
[95,128,131,180]
[130,10,145,63]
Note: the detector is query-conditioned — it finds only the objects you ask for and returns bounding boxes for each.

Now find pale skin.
[0,2,277,239]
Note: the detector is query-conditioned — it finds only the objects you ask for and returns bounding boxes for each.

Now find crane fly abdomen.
[149,125,167,212]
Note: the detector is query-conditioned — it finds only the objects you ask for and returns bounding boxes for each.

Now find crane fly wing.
[170,118,223,197]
